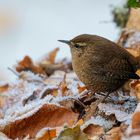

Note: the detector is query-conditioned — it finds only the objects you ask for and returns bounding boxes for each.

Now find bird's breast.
[71,51,98,85]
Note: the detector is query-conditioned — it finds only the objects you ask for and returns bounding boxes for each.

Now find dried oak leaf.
[83,124,104,139]
[47,48,59,64]
[2,104,78,139]
[57,125,88,140]
[16,55,46,75]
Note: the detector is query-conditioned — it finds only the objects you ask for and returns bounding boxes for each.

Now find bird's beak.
[58,40,71,45]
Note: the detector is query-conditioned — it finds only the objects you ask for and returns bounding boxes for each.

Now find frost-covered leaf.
[16,55,46,75]
[1,104,78,139]
[98,97,137,123]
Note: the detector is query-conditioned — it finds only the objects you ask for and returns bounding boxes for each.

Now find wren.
[58,34,140,100]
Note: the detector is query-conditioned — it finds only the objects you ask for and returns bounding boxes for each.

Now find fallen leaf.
[83,124,104,138]
[0,84,9,93]
[40,63,65,75]
[39,48,59,65]
[76,119,84,126]
[16,56,46,75]
[132,112,140,129]
[1,104,78,139]
[57,125,88,140]
[59,73,69,96]
[47,48,59,64]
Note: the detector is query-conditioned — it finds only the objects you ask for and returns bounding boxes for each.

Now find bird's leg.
[96,92,112,100]
[67,97,86,108]
[100,92,111,103]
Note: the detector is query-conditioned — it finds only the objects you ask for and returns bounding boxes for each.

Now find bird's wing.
[102,57,139,80]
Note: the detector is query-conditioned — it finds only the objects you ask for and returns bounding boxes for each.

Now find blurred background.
[0,0,125,81]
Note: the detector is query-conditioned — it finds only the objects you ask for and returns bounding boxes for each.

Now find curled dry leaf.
[40,63,66,76]
[58,73,69,96]
[39,48,59,64]
[1,104,78,139]
[16,56,46,75]
[47,48,59,64]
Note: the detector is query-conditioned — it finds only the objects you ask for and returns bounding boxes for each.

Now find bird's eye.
[75,43,80,48]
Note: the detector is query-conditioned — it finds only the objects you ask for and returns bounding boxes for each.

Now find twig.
[7,67,20,77]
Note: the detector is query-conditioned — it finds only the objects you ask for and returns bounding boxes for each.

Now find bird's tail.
[136,56,140,69]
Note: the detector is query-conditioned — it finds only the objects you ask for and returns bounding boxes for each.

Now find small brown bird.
[58,34,140,100]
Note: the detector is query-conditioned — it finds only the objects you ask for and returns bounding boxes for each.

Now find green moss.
[112,1,129,28]
[128,0,140,8]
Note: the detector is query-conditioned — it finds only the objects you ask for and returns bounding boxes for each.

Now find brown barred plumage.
[59,34,140,96]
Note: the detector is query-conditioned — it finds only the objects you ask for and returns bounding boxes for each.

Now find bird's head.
[58,34,93,55]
